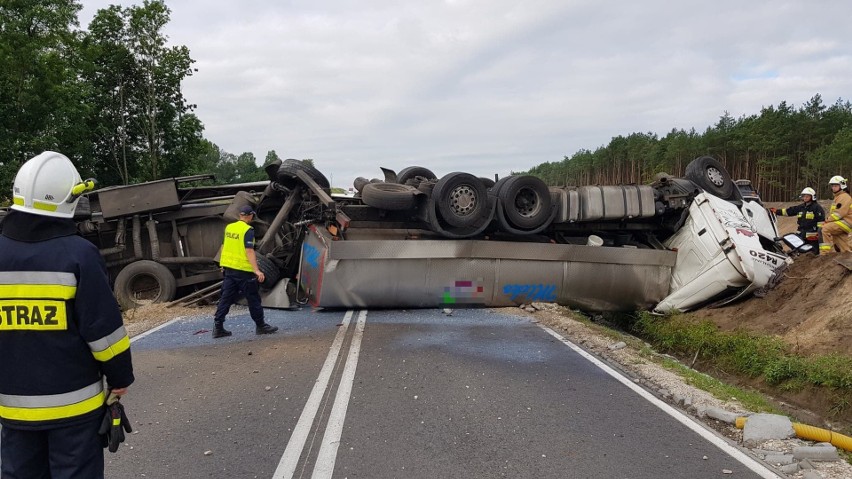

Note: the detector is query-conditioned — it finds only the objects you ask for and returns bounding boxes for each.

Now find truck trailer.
[0,156,789,314]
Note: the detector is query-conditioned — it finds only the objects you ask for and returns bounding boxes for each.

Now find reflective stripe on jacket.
[220,221,255,272]
[827,191,852,232]
[0,211,133,429]
[777,201,825,233]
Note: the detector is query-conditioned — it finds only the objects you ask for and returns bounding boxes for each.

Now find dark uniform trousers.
[214,268,265,324]
[1,416,104,479]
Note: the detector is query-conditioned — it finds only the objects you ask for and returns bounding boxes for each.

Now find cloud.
[78,0,852,187]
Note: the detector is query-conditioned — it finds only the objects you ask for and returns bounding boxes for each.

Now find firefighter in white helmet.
[0,152,134,477]
[770,187,825,254]
[819,175,852,254]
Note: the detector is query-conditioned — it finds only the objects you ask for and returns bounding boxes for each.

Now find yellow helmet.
[11,152,95,218]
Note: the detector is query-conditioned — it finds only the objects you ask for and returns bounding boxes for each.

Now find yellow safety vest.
[220,221,255,272]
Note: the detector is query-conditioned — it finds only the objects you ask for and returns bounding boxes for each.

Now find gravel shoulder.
[122,303,216,338]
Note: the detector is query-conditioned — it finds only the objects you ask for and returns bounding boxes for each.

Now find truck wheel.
[684,156,736,200]
[361,183,420,210]
[489,176,513,195]
[479,177,496,189]
[114,260,176,309]
[353,177,369,193]
[264,159,282,182]
[434,172,489,227]
[277,159,330,191]
[396,166,437,185]
[256,254,281,290]
[497,175,552,230]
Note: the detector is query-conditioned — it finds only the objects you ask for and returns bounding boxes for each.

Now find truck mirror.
[780,233,812,252]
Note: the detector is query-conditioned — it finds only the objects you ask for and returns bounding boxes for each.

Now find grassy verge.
[566,310,784,414]
[628,312,852,423]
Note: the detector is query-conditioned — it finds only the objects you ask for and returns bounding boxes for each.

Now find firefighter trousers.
[1,415,104,479]
[821,221,852,253]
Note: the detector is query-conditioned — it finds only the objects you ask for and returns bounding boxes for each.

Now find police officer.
[771,187,825,254]
[0,152,134,478]
[820,175,852,254]
[212,204,279,338]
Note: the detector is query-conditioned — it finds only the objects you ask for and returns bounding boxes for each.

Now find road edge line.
[311,310,368,479]
[129,316,184,343]
[272,310,355,479]
[538,324,779,479]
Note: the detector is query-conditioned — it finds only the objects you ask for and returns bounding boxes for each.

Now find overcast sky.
[78,0,852,188]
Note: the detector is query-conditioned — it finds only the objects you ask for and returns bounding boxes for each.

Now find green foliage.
[525,94,852,201]
[203,148,266,184]
[632,312,852,415]
[82,0,201,184]
[656,356,778,414]
[0,0,86,189]
[0,0,205,196]
[264,150,281,167]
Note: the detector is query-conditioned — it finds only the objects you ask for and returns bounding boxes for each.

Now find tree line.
[525,95,852,202]
[0,0,274,200]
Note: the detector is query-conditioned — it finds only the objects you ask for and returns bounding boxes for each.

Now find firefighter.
[0,152,134,478]
[819,175,852,254]
[212,204,279,338]
[771,187,825,253]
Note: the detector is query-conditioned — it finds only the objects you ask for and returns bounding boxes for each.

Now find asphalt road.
[103,307,778,478]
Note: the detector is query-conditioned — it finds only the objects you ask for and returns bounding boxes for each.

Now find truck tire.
[433,172,489,228]
[497,175,552,230]
[277,159,330,191]
[114,260,176,309]
[396,166,437,185]
[264,159,283,182]
[684,156,737,200]
[489,176,513,195]
[479,177,496,189]
[361,183,420,210]
[256,254,281,290]
[353,177,369,193]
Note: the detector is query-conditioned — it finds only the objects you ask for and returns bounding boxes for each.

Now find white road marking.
[273,310,355,479]
[538,324,780,479]
[311,310,368,479]
[129,316,184,343]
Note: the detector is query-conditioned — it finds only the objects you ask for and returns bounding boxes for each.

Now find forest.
[0,0,271,199]
[525,95,852,202]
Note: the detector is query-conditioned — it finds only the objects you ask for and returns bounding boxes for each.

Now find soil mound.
[688,203,852,357]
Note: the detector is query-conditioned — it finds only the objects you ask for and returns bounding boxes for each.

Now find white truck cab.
[656,192,786,312]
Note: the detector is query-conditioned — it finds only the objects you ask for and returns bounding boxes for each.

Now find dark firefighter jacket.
[776,201,825,233]
[0,210,134,430]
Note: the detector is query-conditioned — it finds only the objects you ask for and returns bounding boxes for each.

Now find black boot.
[255,323,278,335]
[212,321,232,338]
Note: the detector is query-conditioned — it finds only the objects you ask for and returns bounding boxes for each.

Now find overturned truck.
[21,156,788,313]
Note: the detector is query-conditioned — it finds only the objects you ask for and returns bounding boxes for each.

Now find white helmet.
[828,175,847,189]
[800,187,816,198]
[11,151,95,218]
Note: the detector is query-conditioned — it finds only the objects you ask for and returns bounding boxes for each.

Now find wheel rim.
[514,187,541,218]
[707,167,725,186]
[127,273,163,305]
[448,184,478,217]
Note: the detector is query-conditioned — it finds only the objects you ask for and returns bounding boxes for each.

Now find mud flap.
[260,279,292,309]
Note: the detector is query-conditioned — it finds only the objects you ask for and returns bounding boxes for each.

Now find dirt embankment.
[685,204,852,358]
